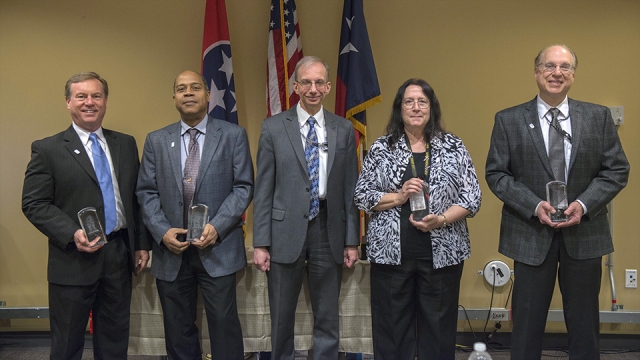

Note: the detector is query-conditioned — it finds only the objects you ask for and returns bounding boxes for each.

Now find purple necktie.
[183,128,200,227]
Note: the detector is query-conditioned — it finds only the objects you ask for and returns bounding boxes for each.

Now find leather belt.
[107,228,127,241]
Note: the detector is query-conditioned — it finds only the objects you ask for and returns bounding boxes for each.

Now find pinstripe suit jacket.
[486,97,629,266]
[22,126,149,285]
[136,116,253,281]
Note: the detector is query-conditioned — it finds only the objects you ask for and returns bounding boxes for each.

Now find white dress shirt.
[535,95,587,214]
[73,122,126,231]
[537,95,572,181]
[297,103,328,199]
[180,116,208,171]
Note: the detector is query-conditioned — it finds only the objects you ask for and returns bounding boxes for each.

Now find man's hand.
[73,229,104,253]
[536,201,559,228]
[192,224,218,249]
[162,228,190,254]
[135,250,150,274]
[343,246,358,268]
[555,201,584,228]
[253,247,271,272]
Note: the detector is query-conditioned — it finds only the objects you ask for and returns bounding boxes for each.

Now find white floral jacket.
[354,133,481,268]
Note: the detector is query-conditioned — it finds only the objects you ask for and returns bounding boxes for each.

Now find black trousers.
[267,208,342,360]
[511,232,602,360]
[156,246,244,360]
[370,259,463,360]
[49,236,131,360]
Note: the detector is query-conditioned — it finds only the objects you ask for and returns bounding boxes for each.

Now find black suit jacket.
[22,126,149,285]
[486,98,629,266]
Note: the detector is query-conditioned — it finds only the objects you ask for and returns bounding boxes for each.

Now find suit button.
[179,202,183,206]
[305,188,310,192]
[303,215,308,219]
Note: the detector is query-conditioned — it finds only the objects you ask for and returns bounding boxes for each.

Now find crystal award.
[546,181,568,222]
[187,204,209,242]
[410,180,429,222]
[77,207,107,247]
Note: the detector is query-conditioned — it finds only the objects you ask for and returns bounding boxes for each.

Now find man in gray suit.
[253,56,360,359]
[486,45,629,359]
[136,70,253,359]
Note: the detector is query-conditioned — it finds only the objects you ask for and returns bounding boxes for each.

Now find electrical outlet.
[609,106,624,125]
[626,269,637,288]
[489,308,510,321]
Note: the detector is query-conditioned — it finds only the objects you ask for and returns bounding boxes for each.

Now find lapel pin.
[529,124,535,129]
[171,142,175,148]
[74,149,80,154]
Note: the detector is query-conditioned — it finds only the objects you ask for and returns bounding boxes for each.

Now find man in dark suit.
[486,45,629,359]
[252,56,360,360]
[136,70,253,359]
[22,72,150,359]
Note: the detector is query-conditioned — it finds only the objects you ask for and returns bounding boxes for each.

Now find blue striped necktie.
[305,117,320,220]
[89,133,117,234]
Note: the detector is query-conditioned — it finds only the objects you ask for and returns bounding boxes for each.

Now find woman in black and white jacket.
[354,78,481,360]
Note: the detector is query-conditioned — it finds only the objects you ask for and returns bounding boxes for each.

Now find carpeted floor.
[0,349,639,360]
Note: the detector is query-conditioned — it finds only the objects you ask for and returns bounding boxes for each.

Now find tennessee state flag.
[202,0,238,124]
[335,0,381,146]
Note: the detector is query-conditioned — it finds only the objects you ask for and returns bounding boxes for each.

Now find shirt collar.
[180,115,208,136]
[537,95,569,120]
[296,103,325,128]
[72,122,105,146]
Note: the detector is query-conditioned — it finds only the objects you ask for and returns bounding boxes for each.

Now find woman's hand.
[372,177,425,211]
[398,177,424,204]
[409,213,443,232]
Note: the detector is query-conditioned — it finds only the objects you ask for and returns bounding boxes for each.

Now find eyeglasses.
[537,62,575,74]
[296,79,327,90]
[402,99,430,109]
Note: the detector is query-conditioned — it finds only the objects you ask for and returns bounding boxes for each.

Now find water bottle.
[410,179,429,221]
[467,342,492,360]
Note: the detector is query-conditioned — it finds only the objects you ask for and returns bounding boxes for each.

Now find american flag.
[202,0,238,123]
[266,0,303,116]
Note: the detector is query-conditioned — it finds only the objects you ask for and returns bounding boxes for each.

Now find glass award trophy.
[410,180,429,221]
[546,181,568,222]
[77,207,107,247]
[187,204,209,242]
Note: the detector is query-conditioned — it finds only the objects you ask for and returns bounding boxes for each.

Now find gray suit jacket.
[486,98,629,266]
[136,116,253,281]
[253,107,360,264]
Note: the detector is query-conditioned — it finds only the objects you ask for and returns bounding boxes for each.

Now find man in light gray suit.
[136,70,253,359]
[486,45,629,359]
[253,56,360,360]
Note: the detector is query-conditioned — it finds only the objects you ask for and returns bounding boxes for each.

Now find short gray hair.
[294,56,329,81]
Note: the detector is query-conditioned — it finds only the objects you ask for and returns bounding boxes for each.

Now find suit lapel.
[166,122,184,194]
[103,129,120,179]
[63,126,98,184]
[284,107,307,171]
[325,109,337,175]
[523,98,554,178]
[567,98,582,172]
[196,117,221,193]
